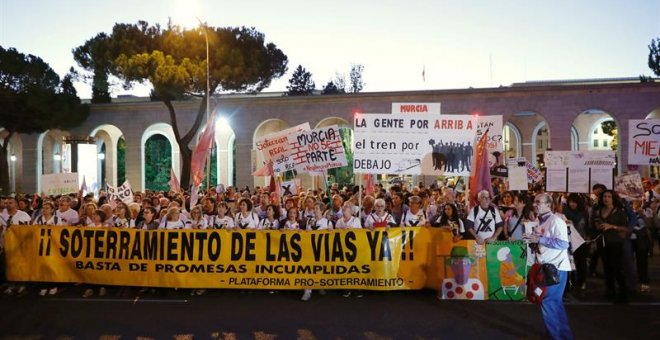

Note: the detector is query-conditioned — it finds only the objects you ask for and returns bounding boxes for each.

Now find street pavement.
[1,256,660,339]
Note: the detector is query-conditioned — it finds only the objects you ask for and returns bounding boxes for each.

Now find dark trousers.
[632,230,650,285]
[571,245,589,289]
[602,241,629,298]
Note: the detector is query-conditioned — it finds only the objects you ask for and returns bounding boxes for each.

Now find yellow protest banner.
[5,226,432,290]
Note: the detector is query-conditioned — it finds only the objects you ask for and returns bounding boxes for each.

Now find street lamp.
[53,153,62,161]
[197,18,213,190]
[97,152,105,160]
[10,154,16,162]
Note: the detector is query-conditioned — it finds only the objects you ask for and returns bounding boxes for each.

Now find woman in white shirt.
[335,203,362,229]
[234,198,259,230]
[210,202,234,229]
[161,207,186,230]
[34,201,64,226]
[364,198,396,230]
[258,204,281,230]
[188,205,208,230]
[284,207,301,230]
[114,202,135,228]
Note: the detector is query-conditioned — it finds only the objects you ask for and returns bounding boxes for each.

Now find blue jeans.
[541,270,573,340]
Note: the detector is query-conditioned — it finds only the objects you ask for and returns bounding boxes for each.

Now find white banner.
[391,102,441,114]
[107,180,134,204]
[628,119,660,165]
[291,125,347,173]
[41,173,79,196]
[567,168,590,193]
[590,168,613,190]
[507,166,528,191]
[353,113,476,175]
[279,179,300,196]
[545,151,615,169]
[546,168,567,192]
[255,123,310,174]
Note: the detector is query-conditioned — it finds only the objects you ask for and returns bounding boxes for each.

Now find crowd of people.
[1,176,659,305]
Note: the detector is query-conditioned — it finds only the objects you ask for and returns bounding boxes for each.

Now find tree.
[601,120,618,151]
[648,38,660,76]
[73,21,162,103]
[0,46,89,193]
[286,65,315,96]
[321,73,346,95]
[349,63,365,93]
[81,21,288,189]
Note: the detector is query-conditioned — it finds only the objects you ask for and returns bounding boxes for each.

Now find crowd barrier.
[5,226,529,301]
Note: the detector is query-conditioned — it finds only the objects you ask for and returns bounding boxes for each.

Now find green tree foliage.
[321,73,346,95]
[349,64,365,93]
[78,21,288,188]
[117,137,126,184]
[0,46,88,193]
[601,120,618,151]
[327,128,354,187]
[648,38,660,76]
[145,134,171,191]
[286,65,315,96]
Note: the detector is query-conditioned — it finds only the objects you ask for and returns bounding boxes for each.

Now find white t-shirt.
[235,211,260,230]
[529,213,572,271]
[34,215,64,226]
[365,213,396,229]
[335,216,362,229]
[284,220,301,230]
[187,218,208,230]
[401,209,427,227]
[3,210,32,226]
[307,217,333,231]
[161,219,186,230]
[56,208,79,225]
[258,218,280,230]
[467,205,503,239]
[209,215,235,229]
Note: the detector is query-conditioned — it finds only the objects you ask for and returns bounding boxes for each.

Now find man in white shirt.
[524,193,573,340]
[466,190,503,244]
[56,196,79,225]
[1,196,32,227]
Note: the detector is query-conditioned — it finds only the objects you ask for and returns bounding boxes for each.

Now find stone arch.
[507,111,549,166]
[315,117,351,129]
[571,109,617,151]
[89,124,124,187]
[141,123,180,191]
[0,129,23,193]
[252,119,290,187]
[571,126,579,151]
[503,122,522,159]
[36,129,70,192]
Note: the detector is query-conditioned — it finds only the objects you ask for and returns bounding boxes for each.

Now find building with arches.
[3,79,660,194]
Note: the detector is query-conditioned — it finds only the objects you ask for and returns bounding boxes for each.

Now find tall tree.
[349,63,365,93]
[84,21,287,188]
[321,73,346,95]
[0,46,89,193]
[286,65,315,96]
[648,38,660,76]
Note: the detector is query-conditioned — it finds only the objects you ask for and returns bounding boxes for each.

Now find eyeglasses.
[534,200,547,204]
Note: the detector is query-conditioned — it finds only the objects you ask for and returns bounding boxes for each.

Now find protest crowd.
[1,174,659,304]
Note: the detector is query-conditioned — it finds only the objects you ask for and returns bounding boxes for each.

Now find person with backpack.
[524,193,573,340]
[466,190,503,244]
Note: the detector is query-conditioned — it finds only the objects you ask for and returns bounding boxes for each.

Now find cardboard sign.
[290,125,347,173]
[628,119,660,165]
[255,123,310,174]
[41,173,79,196]
[107,180,134,204]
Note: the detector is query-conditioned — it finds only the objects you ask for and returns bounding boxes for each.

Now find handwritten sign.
[628,119,660,165]
[256,123,310,174]
[41,173,79,196]
[290,125,347,173]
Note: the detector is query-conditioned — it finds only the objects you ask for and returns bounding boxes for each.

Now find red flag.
[169,168,181,192]
[469,129,493,207]
[364,174,375,195]
[252,161,274,176]
[191,113,216,187]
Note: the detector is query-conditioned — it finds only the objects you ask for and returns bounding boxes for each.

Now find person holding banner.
[34,201,64,297]
[113,202,134,228]
[234,198,259,230]
[211,202,234,229]
[336,203,362,230]
[402,196,427,227]
[56,195,79,226]
[188,205,208,230]
[137,207,159,230]
[434,203,464,242]
[466,190,503,244]
[161,207,186,230]
[283,207,301,230]
[365,198,396,230]
[257,204,281,230]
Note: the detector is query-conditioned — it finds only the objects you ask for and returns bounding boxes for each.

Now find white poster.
[526,162,543,184]
[590,168,613,190]
[567,168,590,193]
[279,179,299,196]
[77,144,99,195]
[391,102,441,114]
[107,180,134,204]
[353,113,476,175]
[507,166,528,191]
[628,119,660,165]
[256,123,310,174]
[545,151,615,169]
[474,115,503,168]
[41,173,79,196]
[291,125,347,173]
[546,168,567,192]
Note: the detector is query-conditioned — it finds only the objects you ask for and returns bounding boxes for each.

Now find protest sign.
[544,151,614,192]
[614,173,644,199]
[475,115,503,168]
[279,179,300,196]
[107,180,134,204]
[507,166,528,191]
[391,102,441,114]
[255,123,310,174]
[628,119,660,165]
[290,125,347,173]
[41,173,79,196]
[354,113,476,176]
[486,241,527,301]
